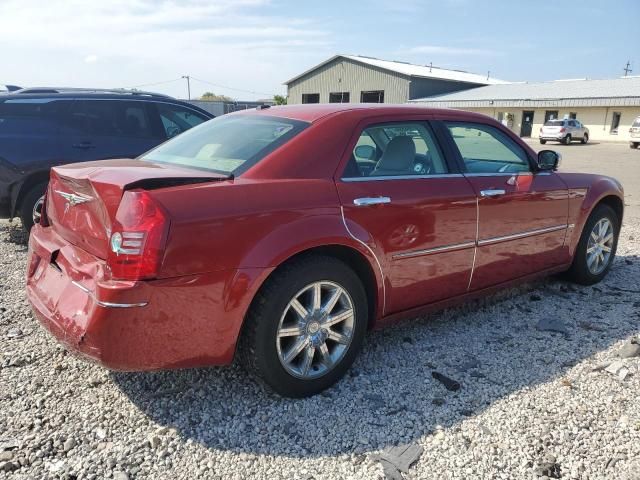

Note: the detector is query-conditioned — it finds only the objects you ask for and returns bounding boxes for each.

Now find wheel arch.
[11,170,50,217]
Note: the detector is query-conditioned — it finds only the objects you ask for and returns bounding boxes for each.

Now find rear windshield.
[141,114,308,175]
[544,120,565,126]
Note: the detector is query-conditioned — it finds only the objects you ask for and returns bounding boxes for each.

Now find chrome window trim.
[71,281,148,308]
[392,240,476,260]
[342,174,464,182]
[340,206,386,315]
[477,224,567,246]
[464,172,531,177]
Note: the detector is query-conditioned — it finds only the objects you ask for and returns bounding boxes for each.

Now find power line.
[129,78,183,89]
[190,76,276,97]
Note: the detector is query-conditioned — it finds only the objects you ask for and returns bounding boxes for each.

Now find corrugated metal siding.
[287,58,410,104]
[415,98,640,108]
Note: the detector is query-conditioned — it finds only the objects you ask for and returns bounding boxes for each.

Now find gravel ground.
[1,142,639,480]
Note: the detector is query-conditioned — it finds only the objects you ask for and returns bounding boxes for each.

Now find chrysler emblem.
[55,190,93,207]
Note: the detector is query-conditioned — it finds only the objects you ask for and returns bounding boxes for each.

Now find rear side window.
[445,122,531,174]
[157,103,209,139]
[141,114,308,175]
[63,100,153,138]
[344,122,447,178]
[0,98,68,135]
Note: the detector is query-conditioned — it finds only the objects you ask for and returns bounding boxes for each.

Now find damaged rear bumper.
[26,224,271,371]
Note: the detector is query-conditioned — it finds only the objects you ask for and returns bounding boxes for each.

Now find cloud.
[406,45,502,56]
[0,0,332,99]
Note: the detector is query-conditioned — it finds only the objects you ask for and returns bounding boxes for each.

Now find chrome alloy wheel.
[586,218,614,275]
[32,195,45,224]
[276,281,355,380]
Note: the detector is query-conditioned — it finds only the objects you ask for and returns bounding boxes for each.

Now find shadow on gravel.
[111,254,640,458]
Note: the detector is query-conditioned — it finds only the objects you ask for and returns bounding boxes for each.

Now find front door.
[336,119,478,315]
[520,110,534,137]
[441,121,568,291]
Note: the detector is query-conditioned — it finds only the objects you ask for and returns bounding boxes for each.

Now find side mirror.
[537,150,561,171]
[354,145,376,160]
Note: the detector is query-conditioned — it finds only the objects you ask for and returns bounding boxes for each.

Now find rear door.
[59,100,163,163]
[336,117,478,315]
[440,120,568,291]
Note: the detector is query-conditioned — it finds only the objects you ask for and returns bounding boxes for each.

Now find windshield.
[633,118,640,128]
[544,120,565,127]
[141,114,308,175]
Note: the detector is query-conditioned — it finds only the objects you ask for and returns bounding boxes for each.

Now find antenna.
[624,60,633,76]
[487,70,491,81]
[429,62,433,72]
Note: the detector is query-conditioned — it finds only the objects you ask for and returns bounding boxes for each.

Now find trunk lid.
[47,159,227,259]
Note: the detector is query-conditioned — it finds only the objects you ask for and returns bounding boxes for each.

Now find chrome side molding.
[71,281,148,308]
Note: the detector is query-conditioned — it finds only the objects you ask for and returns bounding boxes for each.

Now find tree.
[273,94,287,105]
[200,92,234,102]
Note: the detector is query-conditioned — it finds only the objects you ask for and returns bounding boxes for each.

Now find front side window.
[445,122,531,174]
[157,103,209,139]
[343,122,447,178]
[141,114,308,175]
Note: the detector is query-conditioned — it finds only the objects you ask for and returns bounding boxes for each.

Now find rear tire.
[539,139,547,145]
[581,134,589,144]
[238,255,368,398]
[566,204,619,285]
[564,135,572,145]
[631,142,639,149]
[19,182,47,233]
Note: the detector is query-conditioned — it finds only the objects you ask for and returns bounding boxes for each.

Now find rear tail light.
[107,190,169,281]
[559,127,566,133]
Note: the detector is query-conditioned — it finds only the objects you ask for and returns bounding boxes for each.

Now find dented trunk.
[47,159,226,259]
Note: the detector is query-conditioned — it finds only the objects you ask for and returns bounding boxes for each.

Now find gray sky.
[1,0,638,100]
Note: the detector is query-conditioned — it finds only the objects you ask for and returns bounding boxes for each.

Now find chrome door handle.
[353,196,391,206]
[480,189,506,197]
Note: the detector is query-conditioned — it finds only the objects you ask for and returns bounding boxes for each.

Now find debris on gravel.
[2,190,640,480]
[617,338,640,358]
[431,371,461,391]
[372,443,423,479]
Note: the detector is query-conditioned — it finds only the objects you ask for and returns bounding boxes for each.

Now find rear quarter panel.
[556,172,624,256]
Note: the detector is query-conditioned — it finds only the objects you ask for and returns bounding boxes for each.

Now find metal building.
[410,76,640,142]
[284,54,506,105]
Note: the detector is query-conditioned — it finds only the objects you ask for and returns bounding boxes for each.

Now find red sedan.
[26,104,623,397]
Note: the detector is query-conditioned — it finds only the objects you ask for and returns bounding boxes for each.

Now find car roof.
[234,103,490,123]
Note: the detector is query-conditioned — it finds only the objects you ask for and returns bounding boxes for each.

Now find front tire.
[581,134,589,144]
[631,142,639,149]
[239,255,368,397]
[539,139,547,145]
[19,183,47,233]
[566,204,619,285]
[564,134,572,145]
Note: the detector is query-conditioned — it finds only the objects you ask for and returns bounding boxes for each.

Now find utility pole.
[181,75,191,100]
[624,61,633,77]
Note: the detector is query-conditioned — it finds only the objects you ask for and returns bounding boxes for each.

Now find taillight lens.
[107,190,168,281]
[559,127,566,133]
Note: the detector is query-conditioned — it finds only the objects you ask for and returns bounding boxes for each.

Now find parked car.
[630,115,640,149]
[539,118,589,145]
[0,88,213,231]
[26,105,623,397]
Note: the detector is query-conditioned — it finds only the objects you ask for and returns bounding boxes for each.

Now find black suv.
[0,88,213,231]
